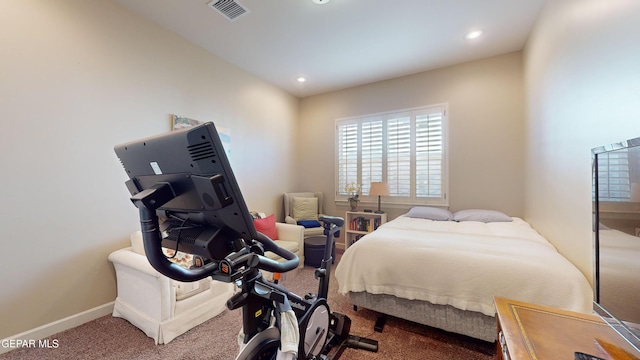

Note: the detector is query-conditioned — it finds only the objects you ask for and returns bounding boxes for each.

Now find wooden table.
[494,296,640,360]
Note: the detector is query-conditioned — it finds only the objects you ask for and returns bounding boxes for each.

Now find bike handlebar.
[319,215,344,228]
[140,208,221,282]
[252,232,299,273]
[139,206,344,282]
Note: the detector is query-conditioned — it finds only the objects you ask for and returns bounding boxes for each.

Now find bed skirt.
[348,291,497,343]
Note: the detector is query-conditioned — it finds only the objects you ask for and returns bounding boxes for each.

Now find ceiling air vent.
[208,0,249,21]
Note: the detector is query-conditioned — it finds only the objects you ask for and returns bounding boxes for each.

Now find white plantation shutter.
[361,119,383,196]
[415,109,444,199]
[337,123,358,196]
[387,115,411,197]
[596,149,631,201]
[336,104,447,205]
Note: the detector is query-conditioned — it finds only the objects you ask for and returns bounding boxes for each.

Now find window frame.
[334,103,449,207]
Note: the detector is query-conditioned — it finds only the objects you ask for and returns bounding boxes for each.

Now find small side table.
[303,235,335,268]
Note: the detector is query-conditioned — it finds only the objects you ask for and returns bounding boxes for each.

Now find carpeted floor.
[1,251,496,360]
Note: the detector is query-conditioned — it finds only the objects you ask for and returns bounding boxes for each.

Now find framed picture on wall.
[172,114,203,130]
[171,114,231,157]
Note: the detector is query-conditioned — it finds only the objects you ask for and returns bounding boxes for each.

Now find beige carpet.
[1,252,495,360]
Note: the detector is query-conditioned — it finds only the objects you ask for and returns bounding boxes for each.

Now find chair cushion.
[175,279,210,301]
[265,240,299,261]
[253,214,278,240]
[292,197,318,220]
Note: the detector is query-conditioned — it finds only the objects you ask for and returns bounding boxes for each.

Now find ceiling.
[113,0,545,98]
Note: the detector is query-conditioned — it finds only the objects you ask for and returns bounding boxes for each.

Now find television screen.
[592,136,640,352]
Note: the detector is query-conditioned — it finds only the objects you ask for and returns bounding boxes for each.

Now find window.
[595,149,631,202]
[336,104,448,205]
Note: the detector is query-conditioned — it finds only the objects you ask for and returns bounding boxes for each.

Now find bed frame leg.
[374,316,386,332]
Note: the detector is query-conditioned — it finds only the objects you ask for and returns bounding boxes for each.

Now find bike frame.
[228,218,340,359]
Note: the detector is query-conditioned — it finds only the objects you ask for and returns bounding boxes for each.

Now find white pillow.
[292,197,318,220]
[453,209,512,223]
[405,206,453,221]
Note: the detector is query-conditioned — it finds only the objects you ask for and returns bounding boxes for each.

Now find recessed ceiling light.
[297,77,307,83]
[312,0,330,4]
[465,30,483,40]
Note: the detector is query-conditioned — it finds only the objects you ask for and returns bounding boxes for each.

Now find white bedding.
[335,215,593,317]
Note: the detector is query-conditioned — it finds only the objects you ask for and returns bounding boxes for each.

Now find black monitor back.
[114,122,258,254]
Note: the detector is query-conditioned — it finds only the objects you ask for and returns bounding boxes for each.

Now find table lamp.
[369,182,390,213]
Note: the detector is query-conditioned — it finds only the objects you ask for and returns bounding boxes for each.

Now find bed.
[335,208,593,342]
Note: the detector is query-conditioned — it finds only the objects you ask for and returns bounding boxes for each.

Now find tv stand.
[495,297,640,360]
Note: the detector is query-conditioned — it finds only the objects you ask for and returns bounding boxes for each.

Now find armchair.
[283,192,324,238]
[265,222,305,267]
[252,214,305,280]
[108,231,235,344]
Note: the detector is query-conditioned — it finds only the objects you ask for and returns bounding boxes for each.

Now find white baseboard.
[0,302,114,355]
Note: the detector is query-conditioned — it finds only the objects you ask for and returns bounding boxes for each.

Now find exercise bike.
[229,215,378,360]
[135,202,376,359]
[115,122,377,359]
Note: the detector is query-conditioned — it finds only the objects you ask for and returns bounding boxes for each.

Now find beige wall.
[298,52,526,239]
[523,0,640,283]
[0,0,298,338]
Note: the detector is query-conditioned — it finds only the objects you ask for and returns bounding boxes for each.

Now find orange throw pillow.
[253,214,278,240]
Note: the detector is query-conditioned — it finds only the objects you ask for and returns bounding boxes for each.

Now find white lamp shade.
[369,182,390,197]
